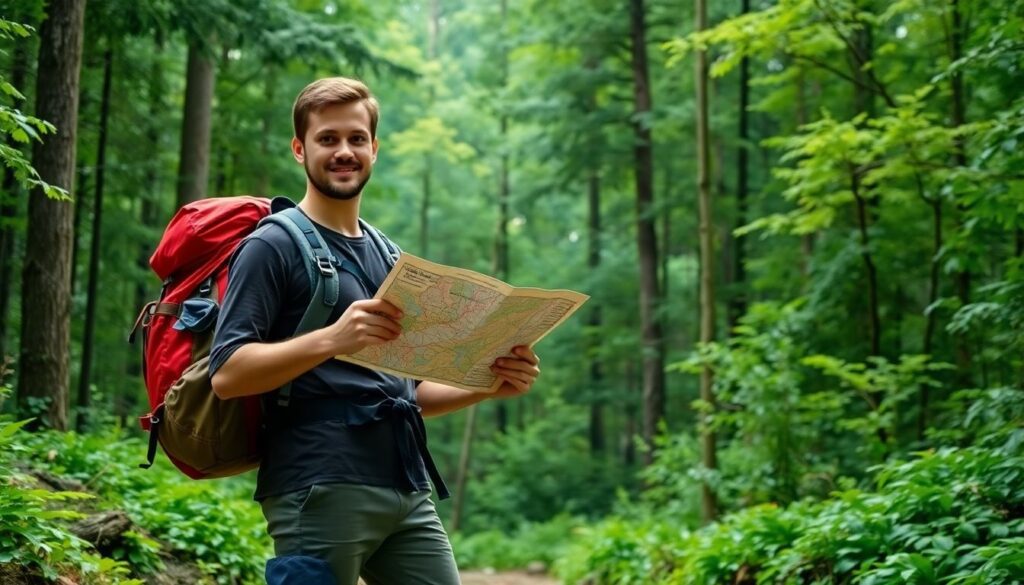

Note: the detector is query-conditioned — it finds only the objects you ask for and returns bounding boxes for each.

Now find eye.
[318,136,337,145]
[351,135,367,144]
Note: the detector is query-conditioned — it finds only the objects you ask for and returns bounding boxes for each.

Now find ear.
[291,137,305,164]
[372,137,379,163]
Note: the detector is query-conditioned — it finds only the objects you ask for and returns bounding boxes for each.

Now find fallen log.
[70,511,132,554]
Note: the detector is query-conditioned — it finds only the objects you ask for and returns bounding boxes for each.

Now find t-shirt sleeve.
[208,237,289,377]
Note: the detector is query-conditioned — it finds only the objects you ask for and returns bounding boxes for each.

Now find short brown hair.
[292,77,380,141]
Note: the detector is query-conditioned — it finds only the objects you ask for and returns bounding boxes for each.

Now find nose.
[333,140,355,160]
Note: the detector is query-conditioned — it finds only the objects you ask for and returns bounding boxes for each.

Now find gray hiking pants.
[260,483,460,585]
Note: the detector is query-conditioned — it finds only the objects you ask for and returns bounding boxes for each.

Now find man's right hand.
[327,298,404,355]
[213,298,404,399]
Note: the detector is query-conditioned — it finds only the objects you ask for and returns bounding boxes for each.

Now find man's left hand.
[490,346,540,398]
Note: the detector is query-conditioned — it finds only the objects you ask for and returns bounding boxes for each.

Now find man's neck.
[297,188,362,237]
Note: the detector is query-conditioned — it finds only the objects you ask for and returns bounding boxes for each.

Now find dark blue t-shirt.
[208,211,431,501]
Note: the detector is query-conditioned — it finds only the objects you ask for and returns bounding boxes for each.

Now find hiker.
[208,77,540,585]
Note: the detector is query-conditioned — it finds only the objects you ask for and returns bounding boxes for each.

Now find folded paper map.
[336,253,589,392]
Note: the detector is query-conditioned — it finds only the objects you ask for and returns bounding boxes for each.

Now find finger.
[365,313,403,335]
[360,298,404,321]
[363,322,401,340]
[494,357,539,375]
[498,374,530,394]
[491,365,534,386]
[512,346,539,365]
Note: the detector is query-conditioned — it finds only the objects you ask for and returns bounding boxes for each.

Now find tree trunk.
[920,191,941,439]
[587,167,605,454]
[420,0,440,258]
[176,42,215,208]
[130,34,165,380]
[695,0,719,524]
[77,46,113,432]
[450,406,477,531]
[493,0,510,434]
[729,0,751,330]
[629,0,666,466]
[622,360,637,467]
[851,172,881,357]
[851,24,875,118]
[0,32,30,359]
[428,0,440,60]
[661,164,672,298]
[420,161,431,256]
[948,0,973,385]
[258,71,275,195]
[17,0,87,430]
[71,160,88,295]
[795,67,815,279]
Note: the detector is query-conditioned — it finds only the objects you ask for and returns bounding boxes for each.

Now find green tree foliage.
[1,0,1023,581]
[0,18,64,200]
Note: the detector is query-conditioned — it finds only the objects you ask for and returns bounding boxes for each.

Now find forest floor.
[459,570,560,585]
[356,571,558,585]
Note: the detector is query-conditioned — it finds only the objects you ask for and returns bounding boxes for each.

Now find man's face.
[293,101,378,201]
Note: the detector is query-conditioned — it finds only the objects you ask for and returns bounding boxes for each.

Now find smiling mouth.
[328,166,360,178]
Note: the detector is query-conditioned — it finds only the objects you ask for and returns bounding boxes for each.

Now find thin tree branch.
[791,53,879,97]
[812,0,897,108]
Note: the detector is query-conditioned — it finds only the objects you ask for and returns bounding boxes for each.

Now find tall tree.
[728,0,751,330]
[493,0,511,434]
[176,41,215,207]
[586,119,605,455]
[947,0,973,383]
[420,0,440,257]
[17,0,87,430]
[450,406,476,532]
[76,45,113,431]
[695,0,719,523]
[629,0,665,464]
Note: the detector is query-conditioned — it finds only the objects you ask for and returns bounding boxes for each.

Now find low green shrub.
[451,514,583,571]
[557,445,1024,584]
[0,418,142,584]
[22,426,269,584]
[460,405,624,533]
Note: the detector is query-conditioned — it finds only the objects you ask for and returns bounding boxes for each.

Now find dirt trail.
[459,570,560,585]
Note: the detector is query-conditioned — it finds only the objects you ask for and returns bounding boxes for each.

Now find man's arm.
[211,298,403,399]
[417,346,540,417]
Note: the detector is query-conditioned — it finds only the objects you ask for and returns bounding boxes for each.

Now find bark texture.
[176,42,215,207]
[695,0,719,523]
[629,0,666,465]
[78,47,114,431]
[17,0,87,430]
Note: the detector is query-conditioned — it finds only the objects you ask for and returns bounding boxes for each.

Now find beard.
[305,159,372,201]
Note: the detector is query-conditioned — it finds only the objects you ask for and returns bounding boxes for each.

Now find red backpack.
[130,196,271,478]
[130,196,399,479]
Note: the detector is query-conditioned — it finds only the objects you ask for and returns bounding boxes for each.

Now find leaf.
[0,419,34,441]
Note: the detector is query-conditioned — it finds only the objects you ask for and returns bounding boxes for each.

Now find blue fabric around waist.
[266,555,335,584]
[270,395,450,500]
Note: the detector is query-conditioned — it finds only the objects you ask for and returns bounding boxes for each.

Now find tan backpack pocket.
[160,356,261,478]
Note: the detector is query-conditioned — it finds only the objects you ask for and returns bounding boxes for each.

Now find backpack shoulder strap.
[258,200,341,406]
[358,218,401,269]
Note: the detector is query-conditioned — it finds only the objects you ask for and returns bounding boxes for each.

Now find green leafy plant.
[557,443,1024,584]
[22,427,269,584]
[0,18,67,200]
[0,418,142,584]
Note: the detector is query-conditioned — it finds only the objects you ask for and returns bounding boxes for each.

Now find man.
[209,77,540,584]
